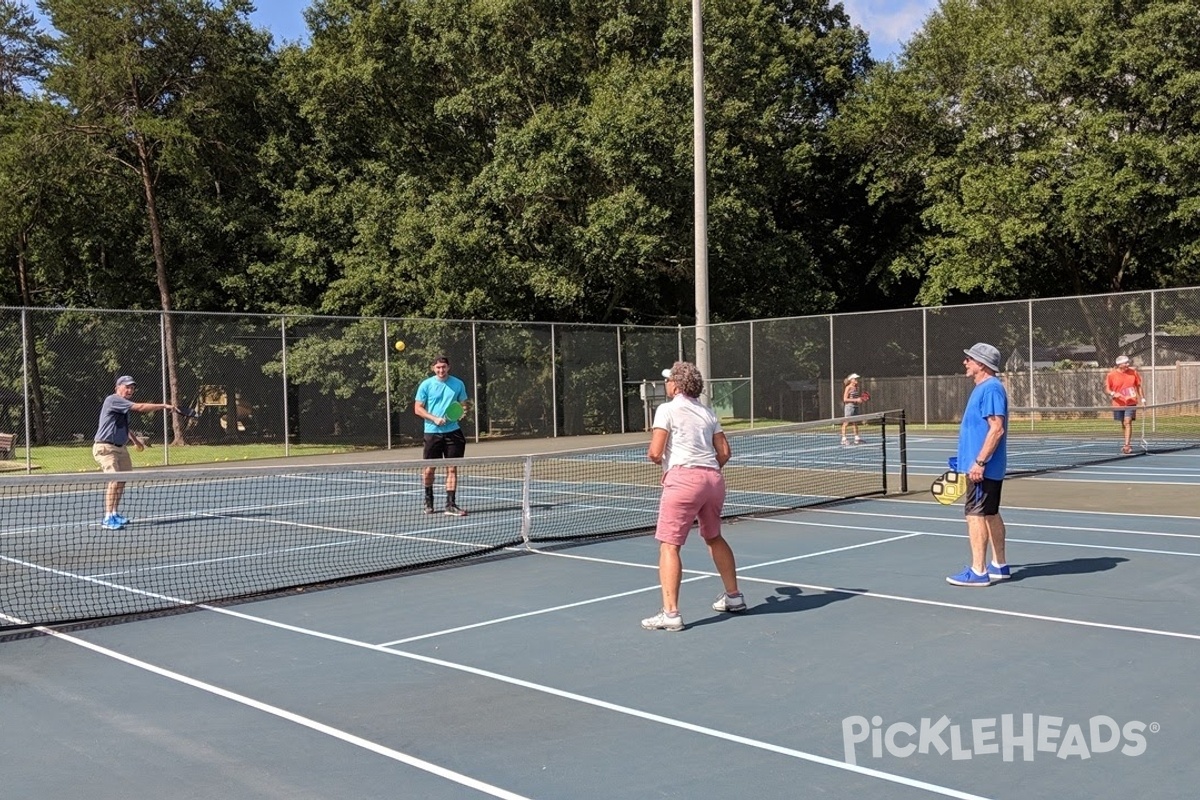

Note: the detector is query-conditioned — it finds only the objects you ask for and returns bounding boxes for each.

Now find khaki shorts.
[92,442,132,473]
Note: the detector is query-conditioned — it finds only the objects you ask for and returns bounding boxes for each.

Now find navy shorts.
[424,429,467,459]
[963,478,1003,517]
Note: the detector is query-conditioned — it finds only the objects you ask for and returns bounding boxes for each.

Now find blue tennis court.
[3,431,1198,798]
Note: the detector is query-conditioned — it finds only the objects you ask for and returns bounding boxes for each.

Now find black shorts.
[963,478,1003,517]
[424,429,467,460]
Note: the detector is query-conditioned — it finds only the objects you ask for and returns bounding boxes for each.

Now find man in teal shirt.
[947,343,1010,587]
[414,356,470,516]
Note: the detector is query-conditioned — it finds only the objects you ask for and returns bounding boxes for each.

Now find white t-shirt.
[652,394,723,470]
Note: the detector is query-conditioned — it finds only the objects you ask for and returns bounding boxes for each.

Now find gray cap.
[963,343,1001,373]
[116,375,137,387]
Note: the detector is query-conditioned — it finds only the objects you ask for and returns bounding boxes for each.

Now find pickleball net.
[1005,398,1200,476]
[0,413,903,630]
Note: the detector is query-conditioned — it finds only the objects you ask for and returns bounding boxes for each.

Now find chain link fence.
[3,287,1199,471]
[692,288,1200,425]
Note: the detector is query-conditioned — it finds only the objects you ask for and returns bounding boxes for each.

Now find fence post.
[749,319,756,427]
[1150,290,1158,408]
[21,307,31,472]
[828,314,836,416]
[551,323,559,438]
[383,319,392,449]
[616,326,626,434]
[281,316,290,457]
[471,321,479,442]
[921,308,928,428]
[1027,300,1035,408]
[160,312,169,464]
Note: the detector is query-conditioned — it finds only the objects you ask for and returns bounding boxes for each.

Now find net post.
[899,408,908,494]
[520,455,533,547]
[880,411,889,495]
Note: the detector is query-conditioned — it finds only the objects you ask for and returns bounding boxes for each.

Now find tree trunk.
[14,229,49,445]
[135,135,185,445]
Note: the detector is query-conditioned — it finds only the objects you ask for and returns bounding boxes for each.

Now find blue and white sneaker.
[946,566,990,587]
[987,563,1011,581]
[111,513,129,526]
[101,514,125,530]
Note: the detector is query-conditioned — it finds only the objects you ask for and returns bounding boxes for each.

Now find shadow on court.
[1009,556,1128,582]
[686,585,865,629]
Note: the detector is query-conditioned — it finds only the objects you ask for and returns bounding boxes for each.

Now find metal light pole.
[692,0,712,399]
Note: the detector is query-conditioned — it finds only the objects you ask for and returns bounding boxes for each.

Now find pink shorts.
[654,467,726,546]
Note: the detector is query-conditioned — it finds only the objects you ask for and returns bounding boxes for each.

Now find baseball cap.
[116,375,137,387]
[962,343,1001,373]
[848,373,860,380]
[1115,355,1131,365]
[661,368,672,379]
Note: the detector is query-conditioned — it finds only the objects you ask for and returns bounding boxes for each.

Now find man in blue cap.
[946,343,1010,586]
[92,375,175,530]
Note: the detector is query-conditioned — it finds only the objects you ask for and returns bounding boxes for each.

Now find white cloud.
[841,0,939,60]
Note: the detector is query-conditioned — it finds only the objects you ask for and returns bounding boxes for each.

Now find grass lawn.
[2,442,372,474]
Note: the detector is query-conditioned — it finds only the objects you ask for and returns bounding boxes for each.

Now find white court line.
[521,548,1200,643]
[379,534,924,647]
[83,516,523,580]
[1024,475,1200,486]
[195,607,991,800]
[0,615,532,800]
[918,531,1200,558]
[755,516,1200,555]
[1,560,986,798]
[795,506,1200,538]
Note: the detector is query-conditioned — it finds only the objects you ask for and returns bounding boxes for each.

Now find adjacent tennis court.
[3,417,1197,799]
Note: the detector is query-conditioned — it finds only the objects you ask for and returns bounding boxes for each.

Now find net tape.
[1005,399,1200,476]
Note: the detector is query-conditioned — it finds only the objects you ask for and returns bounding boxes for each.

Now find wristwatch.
[975,459,988,467]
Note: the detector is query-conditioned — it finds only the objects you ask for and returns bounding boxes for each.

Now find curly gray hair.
[666,361,704,398]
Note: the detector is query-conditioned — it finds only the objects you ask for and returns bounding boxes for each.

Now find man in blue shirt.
[92,375,175,530]
[414,356,471,516]
[946,343,1011,587]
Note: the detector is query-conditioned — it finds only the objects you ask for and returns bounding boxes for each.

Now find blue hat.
[116,375,137,387]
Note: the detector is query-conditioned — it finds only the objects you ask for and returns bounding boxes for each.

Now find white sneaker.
[854,436,863,444]
[841,437,849,446]
[640,610,684,631]
[711,592,747,612]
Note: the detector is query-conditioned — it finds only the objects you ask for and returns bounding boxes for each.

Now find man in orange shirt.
[1104,355,1143,454]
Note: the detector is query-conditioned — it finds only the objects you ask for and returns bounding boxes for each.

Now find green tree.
[271,0,872,325]
[41,0,275,442]
[837,0,1200,307]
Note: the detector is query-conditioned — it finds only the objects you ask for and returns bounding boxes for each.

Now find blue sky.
[249,1,939,61]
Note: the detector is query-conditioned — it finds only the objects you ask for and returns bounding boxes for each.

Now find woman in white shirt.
[641,361,746,631]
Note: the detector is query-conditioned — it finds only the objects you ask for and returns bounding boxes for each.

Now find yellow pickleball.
[394,340,406,352]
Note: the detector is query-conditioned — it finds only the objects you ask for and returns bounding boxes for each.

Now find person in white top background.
[641,361,746,631]
[841,372,865,445]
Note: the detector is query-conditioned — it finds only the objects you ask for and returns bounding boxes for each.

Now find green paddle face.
[445,401,464,422]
